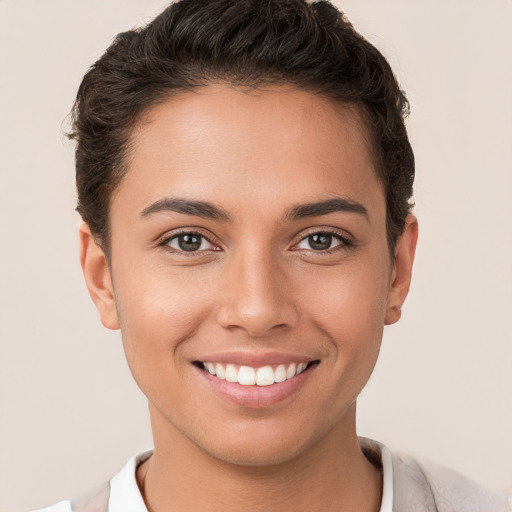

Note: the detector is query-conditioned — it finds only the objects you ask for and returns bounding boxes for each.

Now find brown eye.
[308,233,333,250]
[178,234,201,251]
[166,232,214,252]
[295,232,347,252]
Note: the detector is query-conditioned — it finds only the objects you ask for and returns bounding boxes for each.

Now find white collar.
[108,450,151,511]
[108,439,394,512]
[380,443,394,512]
[359,437,394,512]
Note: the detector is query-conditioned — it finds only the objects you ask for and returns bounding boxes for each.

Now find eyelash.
[157,229,220,256]
[157,229,354,255]
[293,230,354,254]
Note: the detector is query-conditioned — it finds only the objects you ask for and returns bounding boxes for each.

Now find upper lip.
[193,351,316,367]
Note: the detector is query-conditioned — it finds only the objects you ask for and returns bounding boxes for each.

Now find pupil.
[178,234,201,251]
[309,233,331,250]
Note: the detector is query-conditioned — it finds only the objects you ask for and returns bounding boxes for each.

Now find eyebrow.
[140,198,231,221]
[285,197,368,221]
[140,196,368,222]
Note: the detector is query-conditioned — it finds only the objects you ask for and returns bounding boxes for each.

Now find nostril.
[215,289,299,337]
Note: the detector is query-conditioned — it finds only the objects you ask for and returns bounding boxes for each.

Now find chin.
[205,439,307,468]
[191,420,321,468]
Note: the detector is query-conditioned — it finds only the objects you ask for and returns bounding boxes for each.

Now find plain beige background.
[0,1,511,510]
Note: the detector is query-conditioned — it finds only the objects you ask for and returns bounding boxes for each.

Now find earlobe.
[79,223,120,330]
[385,215,418,325]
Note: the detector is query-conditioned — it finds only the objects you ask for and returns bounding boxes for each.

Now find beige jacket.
[72,451,511,512]
[391,452,510,511]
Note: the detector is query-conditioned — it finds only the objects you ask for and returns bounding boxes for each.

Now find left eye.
[166,233,215,252]
[296,233,344,251]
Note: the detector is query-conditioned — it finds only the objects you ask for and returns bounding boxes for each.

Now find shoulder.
[31,450,150,512]
[392,451,511,512]
[31,501,72,512]
[31,482,110,512]
[31,482,111,512]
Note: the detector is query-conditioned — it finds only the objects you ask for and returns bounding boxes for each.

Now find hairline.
[96,80,398,262]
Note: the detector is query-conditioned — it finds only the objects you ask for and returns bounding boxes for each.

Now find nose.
[215,249,299,337]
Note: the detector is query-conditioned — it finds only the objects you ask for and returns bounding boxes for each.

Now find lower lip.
[196,364,317,409]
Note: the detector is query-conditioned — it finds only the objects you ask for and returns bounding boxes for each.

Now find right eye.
[164,232,217,252]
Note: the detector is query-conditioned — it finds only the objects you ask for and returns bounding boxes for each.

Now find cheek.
[306,259,390,334]
[304,259,389,383]
[113,265,215,380]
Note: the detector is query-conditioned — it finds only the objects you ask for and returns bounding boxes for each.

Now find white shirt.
[34,440,394,512]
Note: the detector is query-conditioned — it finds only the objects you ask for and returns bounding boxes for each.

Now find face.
[81,84,416,466]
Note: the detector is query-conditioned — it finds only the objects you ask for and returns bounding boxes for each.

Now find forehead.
[114,84,384,221]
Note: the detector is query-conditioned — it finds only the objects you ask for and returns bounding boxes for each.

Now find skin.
[80,84,417,512]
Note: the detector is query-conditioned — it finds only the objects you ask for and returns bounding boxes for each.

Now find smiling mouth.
[193,360,319,386]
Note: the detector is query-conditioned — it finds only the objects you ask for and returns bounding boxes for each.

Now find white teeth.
[274,364,287,383]
[225,364,238,383]
[201,361,312,386]
[286,363,297,379]
[256,366,275,386]
[215,363,225,379]
[238,366,256,385]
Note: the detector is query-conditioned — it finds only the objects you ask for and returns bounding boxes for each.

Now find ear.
[385,214,418,325]
[79,223,120,330]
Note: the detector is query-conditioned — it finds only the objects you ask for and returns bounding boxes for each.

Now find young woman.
[34,0,510,511]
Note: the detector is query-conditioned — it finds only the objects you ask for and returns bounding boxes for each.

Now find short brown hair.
[69,0,414,256]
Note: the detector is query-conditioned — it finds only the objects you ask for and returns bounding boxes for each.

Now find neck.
[137,402,382,512]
